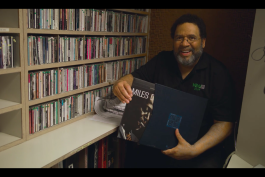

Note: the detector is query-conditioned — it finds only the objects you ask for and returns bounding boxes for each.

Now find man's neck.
[177,58,200,80]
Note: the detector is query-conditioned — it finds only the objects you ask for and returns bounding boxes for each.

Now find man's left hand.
[161,129,199,160]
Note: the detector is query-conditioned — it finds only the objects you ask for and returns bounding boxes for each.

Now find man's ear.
[202,38,206,48]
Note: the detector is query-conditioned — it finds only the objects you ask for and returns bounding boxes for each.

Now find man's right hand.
[113,80,133,104]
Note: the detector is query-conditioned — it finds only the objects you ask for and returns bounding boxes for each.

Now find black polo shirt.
[131,50,236,140]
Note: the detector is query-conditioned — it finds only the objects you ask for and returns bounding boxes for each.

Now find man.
[137,96,154,131]
[113,14,235,168]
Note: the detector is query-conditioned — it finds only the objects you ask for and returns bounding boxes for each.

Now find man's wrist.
[191,144,203,157]
[114,79,126,88]
[120,74,133,86]
[114,79,122,86]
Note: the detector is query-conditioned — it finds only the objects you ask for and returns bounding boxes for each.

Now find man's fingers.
[114,94,124,104]
[161,149,173,155]
[124,83,133,97]
[115,89,127,103]
[113,87,124,103]
[118,85,132,101]
[116,87,130,103]
[113,80,132,103]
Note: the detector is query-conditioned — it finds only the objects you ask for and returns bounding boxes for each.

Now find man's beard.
[174,45,203,66]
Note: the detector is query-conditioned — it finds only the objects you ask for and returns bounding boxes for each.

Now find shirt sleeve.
[210,67,236,123]
[131,52,162,83]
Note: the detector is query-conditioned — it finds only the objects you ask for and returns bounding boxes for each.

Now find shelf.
[0,115,118,168]
[0,99,21,115]
[0,67,21,75]
[0,28,22,33]
[111,9,149,15]
[0,8,150,165]
[0,72,21,104]
[28,82,111,106]
[0,132,21,147]
[26,29,148,36]
[0,108,22,151]
[27,53,147,71]
[0,9,25,153]
[27,112,94,140]
[227,154,253,168]
[0,34,21,69]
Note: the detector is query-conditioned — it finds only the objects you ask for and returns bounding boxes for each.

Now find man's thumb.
[175,129,184,143]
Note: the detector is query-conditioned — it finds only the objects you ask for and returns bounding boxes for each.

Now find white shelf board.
[0,99,20,110]
[0,115,118,168]
[0,132,20,147]
[227,154,253,168]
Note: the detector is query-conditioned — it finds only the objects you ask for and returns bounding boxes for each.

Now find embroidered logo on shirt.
[193,83,205,91]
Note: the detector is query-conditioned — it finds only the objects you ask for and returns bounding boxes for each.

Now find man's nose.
[181,38,190,46]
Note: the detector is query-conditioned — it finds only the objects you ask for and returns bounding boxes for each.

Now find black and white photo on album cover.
[118,83,155,142]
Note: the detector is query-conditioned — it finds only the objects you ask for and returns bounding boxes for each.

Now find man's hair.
[170,13,207,39]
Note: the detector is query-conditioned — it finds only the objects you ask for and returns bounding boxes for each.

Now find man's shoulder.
[151,50,174,60]
[158,50,174,57]
[147,51,175,65]
[203,52,230,75]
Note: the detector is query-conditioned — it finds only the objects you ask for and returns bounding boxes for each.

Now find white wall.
[236,9,265,167]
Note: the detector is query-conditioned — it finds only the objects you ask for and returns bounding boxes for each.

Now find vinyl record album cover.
[139,83,208,150]
[117,78,155,142]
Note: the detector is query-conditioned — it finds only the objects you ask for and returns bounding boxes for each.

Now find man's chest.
[153,67,211,99]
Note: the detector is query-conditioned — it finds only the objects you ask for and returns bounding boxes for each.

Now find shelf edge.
[0,67,21,75]
[27,82,111,106]
[27,53,147,71]
[0,103,22,115]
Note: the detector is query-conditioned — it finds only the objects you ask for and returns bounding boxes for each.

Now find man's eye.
[189,37,196,40]
[176,37,182,40]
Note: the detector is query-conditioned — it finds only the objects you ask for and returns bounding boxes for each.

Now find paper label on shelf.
[0,28,9,32]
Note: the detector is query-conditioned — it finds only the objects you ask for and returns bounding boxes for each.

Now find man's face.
[137,103,153,129]
[173,22,206,66]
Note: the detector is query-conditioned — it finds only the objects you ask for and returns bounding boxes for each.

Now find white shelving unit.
[0,9,151,167]
[0,9,25,152]
[0,115,118,168]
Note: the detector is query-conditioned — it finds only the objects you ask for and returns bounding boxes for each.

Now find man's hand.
[162,121,233,160]
[113,80,133,104]
[162,129,199,160]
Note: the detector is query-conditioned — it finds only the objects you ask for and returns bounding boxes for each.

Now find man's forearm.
[193,121,234,156]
